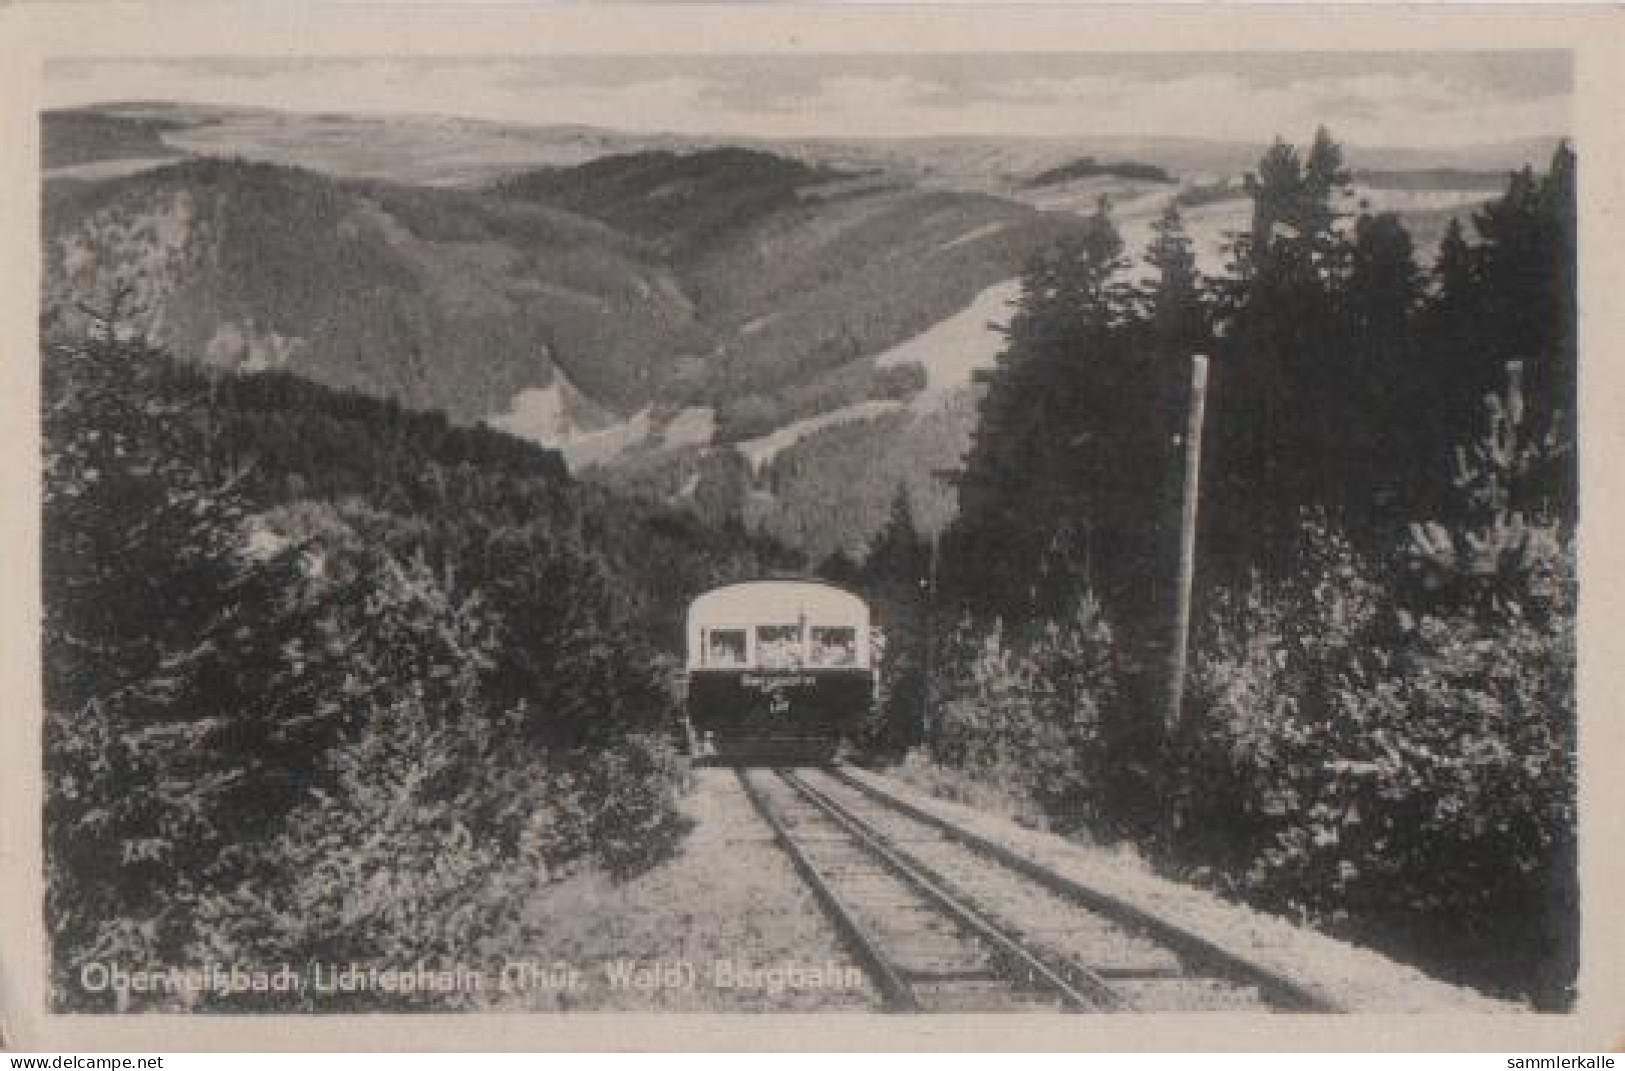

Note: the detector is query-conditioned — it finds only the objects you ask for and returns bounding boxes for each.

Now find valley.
[42,101,1540,561]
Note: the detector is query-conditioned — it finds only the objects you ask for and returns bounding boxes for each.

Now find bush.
[713,393,785,443]
[42,333,693,1010]
[1167,373,1577,1006]
[869,361,927,402]
[1174,515,1576,1005]
[929,600,1116,832]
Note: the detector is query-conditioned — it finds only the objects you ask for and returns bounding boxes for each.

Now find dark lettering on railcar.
[682,579,875,765]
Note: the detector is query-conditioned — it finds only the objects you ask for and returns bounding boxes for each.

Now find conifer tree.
[1470,144,1577,523]
[1340,210,1425,523]
[949,196,1138,621]
[1144,201,1207,360]
[1420,215,1490,457]
[866,486,929,592]
[1416,144,1576,527]
[861,486,931,753]
[1208,129,1355,580]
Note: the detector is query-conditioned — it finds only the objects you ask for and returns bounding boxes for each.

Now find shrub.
[1167,371,1578,1005]
[868,361,927,402]
[929,600,1116,832]
[712,393,785,443]
[1174,514,1575,1004]
[42,333,693,1010]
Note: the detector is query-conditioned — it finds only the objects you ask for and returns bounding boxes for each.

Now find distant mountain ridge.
[44,102,1564,192]
[1023,157,1174,188]
[45,158,696,419]
[45,146,1079,417]
[43,108,187,169]
[42,101,1562,560]
[490,148,848,258]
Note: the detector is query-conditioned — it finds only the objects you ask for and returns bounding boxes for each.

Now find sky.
[46,52,1570,148]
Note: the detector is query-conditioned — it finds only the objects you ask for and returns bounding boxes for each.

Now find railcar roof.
[686,579,867,624]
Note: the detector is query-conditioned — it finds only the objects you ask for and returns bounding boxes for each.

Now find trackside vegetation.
[41,323,793,1010]
[851,131,1577,1008]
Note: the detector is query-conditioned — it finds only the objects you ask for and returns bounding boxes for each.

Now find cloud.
[44,54,1569,147]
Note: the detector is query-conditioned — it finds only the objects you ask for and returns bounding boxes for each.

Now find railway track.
[738,765,1339,1013]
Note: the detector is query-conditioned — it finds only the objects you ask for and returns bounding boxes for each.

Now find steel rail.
[778,769,1120,1011]
[733,768,919,1012]
[825,765,1343,1013]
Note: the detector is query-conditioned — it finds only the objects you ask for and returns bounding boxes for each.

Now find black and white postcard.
[1,2,1621,1052]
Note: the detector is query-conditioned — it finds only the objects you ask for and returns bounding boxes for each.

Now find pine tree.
[949,198,1134,620]
[42,335,262,711]
[1340,210,1426,523]
[865,486,929,591]
[1144,201,1207,359]
[861,487,932,753]
[1303,126,1353,274]
[1418,144,1576,527]
[1208,128,1356,580]
[817,547,863,589]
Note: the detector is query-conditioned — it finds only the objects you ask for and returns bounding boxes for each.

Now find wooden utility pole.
[916,469,962,748]
[1165,355,1209,734]
[920,528,939,745]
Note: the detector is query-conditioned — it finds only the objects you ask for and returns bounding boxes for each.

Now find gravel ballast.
[840,764,1524,1013]
[503,766,876,1011]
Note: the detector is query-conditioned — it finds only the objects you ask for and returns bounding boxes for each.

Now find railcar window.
[756,624,804,669]
[810,626,858,666]
[706,629,747,667]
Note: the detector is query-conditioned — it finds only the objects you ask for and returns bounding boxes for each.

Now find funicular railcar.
[682,579,874,765]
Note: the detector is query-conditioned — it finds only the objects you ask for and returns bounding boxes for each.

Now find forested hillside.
[494,148,1086,406]
[751,396,970,559]
[45,105,1530,562]
[41,145,1093,563]
[42,323,793,1010]
[41,146,1102,571]
[44,158,700,417]
[44,149,1082,424]
[852,131,1578,1007]
[43,109,186,169]
[1025,157,1174,188]
[40,95,1578,1009]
